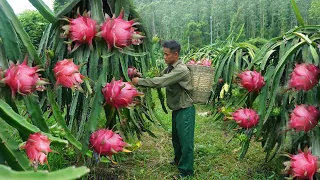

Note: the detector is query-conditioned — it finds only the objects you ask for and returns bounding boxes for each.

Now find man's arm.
[132,67,189,88]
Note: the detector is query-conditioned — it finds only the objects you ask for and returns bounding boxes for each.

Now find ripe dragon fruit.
[89,129,130,163]
[62,12,97,52]
[232,108,260,129]
[102,78,143,109]
[239,70,265,92]
[20,133,52,170]
[187,59,212,67]
[283,148,320,180]
[289,63,320,91]
[187,59,196,65]
[99,9,144,50]
[0,58,48,96]
[289,105,319,132]
[201,58,212,67]
[127,66,142,79]
[53,59,84,91]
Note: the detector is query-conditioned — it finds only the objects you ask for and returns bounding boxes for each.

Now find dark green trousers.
[172,105,195,176]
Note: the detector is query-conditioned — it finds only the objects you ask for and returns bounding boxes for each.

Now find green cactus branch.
[0,122,31,171]
[0,165,90,180]
[0,99,67,145]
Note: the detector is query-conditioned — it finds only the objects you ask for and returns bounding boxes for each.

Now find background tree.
[18,10,48,50]
[308,0,320,23]
[133,0,318,52]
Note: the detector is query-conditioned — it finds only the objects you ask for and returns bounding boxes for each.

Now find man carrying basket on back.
[132,40,195,179]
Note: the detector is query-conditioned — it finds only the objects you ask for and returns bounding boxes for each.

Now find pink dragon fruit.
[62,12,97,52]
[239,70,265,92]
[232,108,260,129]
[289,105,319,132]
[127,66,142,79]
[1,58,48,96]
[99,9,144,50]
[20,133,52,170]
[102,78,143,109]
[201,58,212,67]
[187,59,196,65]
[196,60,202,65]
[90,129,130,163]
[283,148,319,180]
[289,63,320,91]
[53,59,84,91]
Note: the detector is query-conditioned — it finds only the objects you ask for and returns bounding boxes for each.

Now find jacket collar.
[169,59,182,69]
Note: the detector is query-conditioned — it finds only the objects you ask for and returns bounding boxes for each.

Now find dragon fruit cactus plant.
[232,108,260,129]
[20,133,52,171]
[289,63,320,91]
[89,129,130,163]
[98,9,144,50]
[102,78,143,109]
[0,58,48,96]
[62,11,97,52]
[289,105,319,132]
[53,59,85,91]
[283,148,320,180]
[239,70,265,92]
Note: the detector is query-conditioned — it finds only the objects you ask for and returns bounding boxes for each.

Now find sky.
[7,0,54,14]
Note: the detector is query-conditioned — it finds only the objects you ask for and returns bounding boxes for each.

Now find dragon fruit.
[201,58,212,67]
[102,78,143,109]
[289,63,320,91]
[53,59,84,91]
[232,108,260,129]
[289,105,319,132]
[187,59,196,65]
[0,58,48,96]
[187,59,212,67]
[283,148,320,180]
[127,66,142,79]
[90,129,130,162]
[62,12,97,52]
[239,70,265,92]
[20,133,52,170]
[99,9,144,50]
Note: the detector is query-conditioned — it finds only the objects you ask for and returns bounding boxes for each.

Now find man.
[132,40,195,179]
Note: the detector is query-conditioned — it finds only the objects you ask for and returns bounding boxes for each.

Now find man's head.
[162,40,181,65]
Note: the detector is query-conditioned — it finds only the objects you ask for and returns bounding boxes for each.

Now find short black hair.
[162,40,181,55]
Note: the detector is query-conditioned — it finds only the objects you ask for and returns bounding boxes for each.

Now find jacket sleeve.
[137,66,189,88]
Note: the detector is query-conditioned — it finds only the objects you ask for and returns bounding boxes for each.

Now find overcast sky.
[7,0,54,14]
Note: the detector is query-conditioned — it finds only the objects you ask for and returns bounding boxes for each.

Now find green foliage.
[245,38,268,49]
[53,0,69,13]
[183,21,210,52]
[18,10,48,50]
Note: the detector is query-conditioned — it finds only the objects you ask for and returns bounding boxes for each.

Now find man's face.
[163,48,178,65]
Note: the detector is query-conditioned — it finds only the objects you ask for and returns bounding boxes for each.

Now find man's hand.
[132,77,139,86]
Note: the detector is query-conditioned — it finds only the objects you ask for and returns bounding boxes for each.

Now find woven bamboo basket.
[187,65,215,104]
